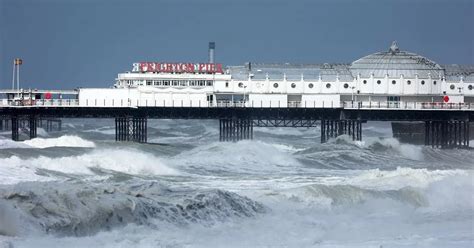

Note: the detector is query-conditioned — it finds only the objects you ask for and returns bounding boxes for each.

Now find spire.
[389,41,400,54]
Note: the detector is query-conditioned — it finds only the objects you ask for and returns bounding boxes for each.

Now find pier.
[0,100,472,148]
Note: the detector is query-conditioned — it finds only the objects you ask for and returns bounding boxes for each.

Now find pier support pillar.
[115,116,147,143]
[424,120,470,148]
[11,116,19,141]
[219,118,253,142]
[321,119,362,143]
[29,115,37,139]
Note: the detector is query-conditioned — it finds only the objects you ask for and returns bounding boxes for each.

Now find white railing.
[0,99,79,107]
[342,101,474,110]
[1,98,473,111]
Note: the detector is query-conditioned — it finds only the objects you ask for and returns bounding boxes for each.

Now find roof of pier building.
[349,41,445,79]
[227,42,473,82]
[228,63,354,81]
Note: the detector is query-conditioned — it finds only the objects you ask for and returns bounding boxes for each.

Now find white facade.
[77,43,474,109]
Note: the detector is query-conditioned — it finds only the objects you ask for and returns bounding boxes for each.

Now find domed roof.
[350,42,444,78]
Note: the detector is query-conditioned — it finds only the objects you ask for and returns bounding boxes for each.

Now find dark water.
[0,119,473,247]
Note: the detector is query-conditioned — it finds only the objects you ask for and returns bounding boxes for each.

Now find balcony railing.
[0,98,473,111]
[0,99,79,107]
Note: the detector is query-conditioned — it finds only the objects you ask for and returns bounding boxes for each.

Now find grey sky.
[1,0,473,89]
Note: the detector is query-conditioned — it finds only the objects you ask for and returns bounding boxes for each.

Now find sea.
[0,119,472,248]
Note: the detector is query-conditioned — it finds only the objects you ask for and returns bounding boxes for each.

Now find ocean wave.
[0,181,266,237]
[344,167,468,190]
[0,148,179,184]
[0,136,95,149]
[169,140,302,175]
[334,135,424,161]
[265,170,472,212]
[22,136,96,149]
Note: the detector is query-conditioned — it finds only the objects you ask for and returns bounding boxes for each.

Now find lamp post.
[12,58,22,91]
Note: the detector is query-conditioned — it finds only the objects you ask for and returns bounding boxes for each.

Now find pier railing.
[1,98,473,111]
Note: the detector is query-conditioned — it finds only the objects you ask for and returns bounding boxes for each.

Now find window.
[172,80,179,86]
[225,82,229,87]
[363,80,367,84]
[387,96,400,102]
[343,83,349,89]
[189,80,197,86]
[433,81,437,85]
[308,83,314,89]
[326,83,331,89]
[407,80,411,85]
[377,80,381,85]
[450,84,455,90]
[392,80,396,85]
[199,80,205,86]
[146,80,152,86]
[468,85,473,90]
[291,83,296,88]
[238,82,244,88]
[273,83,279,88]
[179,80,187,86]
[421,80,425,85]
[163,80,170,86]
[206,80,213,86]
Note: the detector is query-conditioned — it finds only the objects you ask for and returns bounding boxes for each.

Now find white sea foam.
[0,138,30,149]
[335,135,424,161]
[344,167,468,190]
[22,135,96,148]
[0,148,179,184]
[7,172,470,248]
[0,136,95,149]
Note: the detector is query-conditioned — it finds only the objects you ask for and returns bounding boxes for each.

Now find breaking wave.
[0,148,179,185]
[0,136,95,149]
[169,140,302,175]
[0,181,266,237]
[22,136,96,149]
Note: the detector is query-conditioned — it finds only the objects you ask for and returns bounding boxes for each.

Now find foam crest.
[22,135,96,148]
[346,167,467,190]
[0,138,30,149]
[0,149,179,184]
[334,135,424,161]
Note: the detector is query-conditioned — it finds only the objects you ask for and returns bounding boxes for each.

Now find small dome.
[350,42,444,78]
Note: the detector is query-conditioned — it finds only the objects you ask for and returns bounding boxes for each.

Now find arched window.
[407,80,411,85]
[433,81,437,85]
[421,80,425,85]
[363,80,367,84]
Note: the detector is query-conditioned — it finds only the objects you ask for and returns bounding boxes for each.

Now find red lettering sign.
[133,62,224,74]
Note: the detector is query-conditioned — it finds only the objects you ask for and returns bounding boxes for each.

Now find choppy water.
[0,119,473,247]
